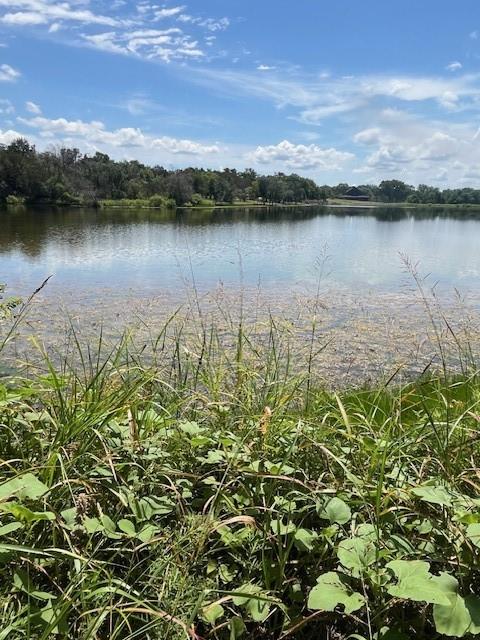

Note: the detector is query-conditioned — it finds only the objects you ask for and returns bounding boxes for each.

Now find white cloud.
[154,6,184,20]
[446,61,462,72]
[17,113,221,155]
[470,30,478,39]
[83,27,204,62]
[352,108,480,185]
[25,100,41,114]
[178,13,229,31]
[195,68,480,124]
[250,139,354,171]
[0,0,125,27]
[0,0,229,63]
[0,63,20,81]
[1,10,47,24]
[0,127,23,143]
[257,64,275,71]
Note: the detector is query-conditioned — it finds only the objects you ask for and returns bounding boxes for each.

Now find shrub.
[5,194,25,205]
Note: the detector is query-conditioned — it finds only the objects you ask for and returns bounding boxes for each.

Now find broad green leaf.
[386,560,450,606]
[0,503,54,524]
[270,519,296,536]
[0,473,49,501]
[13,570,53,601]
[411,485,453,507]
[179,421,202,435]
[229,616,246,639]
[323,497,352,525]
[60,507,77,528]
[465,596,480,634]
[232,584,271,622]
[129,495,174,519]
[338,537,376,575]
[294,528,318,552]
[118,519,136,536]
[202,450,224,464]
[0,522,23,536]
[137,524,158,542]
[466,523,480,548]
[201,603,224,624]
[83,517,104,534]
[433,573,471,637]
[308,572,365,614]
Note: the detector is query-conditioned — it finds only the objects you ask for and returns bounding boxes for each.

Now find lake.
[3,205,480,301]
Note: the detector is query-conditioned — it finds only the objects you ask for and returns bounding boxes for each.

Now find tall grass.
[1,282,480,639]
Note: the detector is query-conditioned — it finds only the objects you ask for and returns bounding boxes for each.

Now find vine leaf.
[307,572,365,614]
[386,560,450,606]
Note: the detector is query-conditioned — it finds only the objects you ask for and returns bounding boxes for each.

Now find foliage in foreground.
[1,331,480,640]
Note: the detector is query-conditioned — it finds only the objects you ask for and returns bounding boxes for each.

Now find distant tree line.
[325,180,480,205]
[0,138,325,206]
[1,139,479,207]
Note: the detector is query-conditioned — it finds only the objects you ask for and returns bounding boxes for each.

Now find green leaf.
[294,528,318,552]
[0,473,49,501]
[0,503,55,524]
[322,497,352,525]
[0,522,23,536]
[338,537,376,575]
[386,560,450,606]
[118,519,136,536]
[411,485,453,507]
[179,421,202,436]
[201,603,224,624]
[466,523,480,548]
[232,584,271,622]
[229,616,246,639]
[203,450,224,464]
[13,570,53,601]
[270,519,296,536]
[83,517,104,534]
[308,572,365,614]
[433,573,471,637]
[137,524,158,542]
[465,596,480,635]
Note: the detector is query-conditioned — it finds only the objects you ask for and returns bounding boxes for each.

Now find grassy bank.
[1,301,480,639]
[327,198,480,210]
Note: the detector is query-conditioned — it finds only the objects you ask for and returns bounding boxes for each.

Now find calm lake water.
[3,205,480,299]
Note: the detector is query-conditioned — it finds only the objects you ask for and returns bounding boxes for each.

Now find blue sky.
[0,0,479,186]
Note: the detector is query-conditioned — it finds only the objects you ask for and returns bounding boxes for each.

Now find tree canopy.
[0,138,479,207]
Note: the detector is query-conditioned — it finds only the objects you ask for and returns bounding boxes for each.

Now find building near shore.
[341,186,370,201]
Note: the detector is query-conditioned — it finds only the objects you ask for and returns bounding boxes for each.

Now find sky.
[0,0,479,186]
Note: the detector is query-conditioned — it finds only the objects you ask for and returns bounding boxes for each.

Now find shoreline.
[6,199,480,211]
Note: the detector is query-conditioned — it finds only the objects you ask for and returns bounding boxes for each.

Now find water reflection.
[2,205,480,297]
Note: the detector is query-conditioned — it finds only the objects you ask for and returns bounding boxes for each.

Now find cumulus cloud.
[250,139,354,171]
[257,64,276,71]
[0,62,20,81]
[17,113,221,155]
[352,109,480,185]
[1,10,47,24]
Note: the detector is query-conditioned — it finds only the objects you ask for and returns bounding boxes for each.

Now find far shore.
[6,198,480,212]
